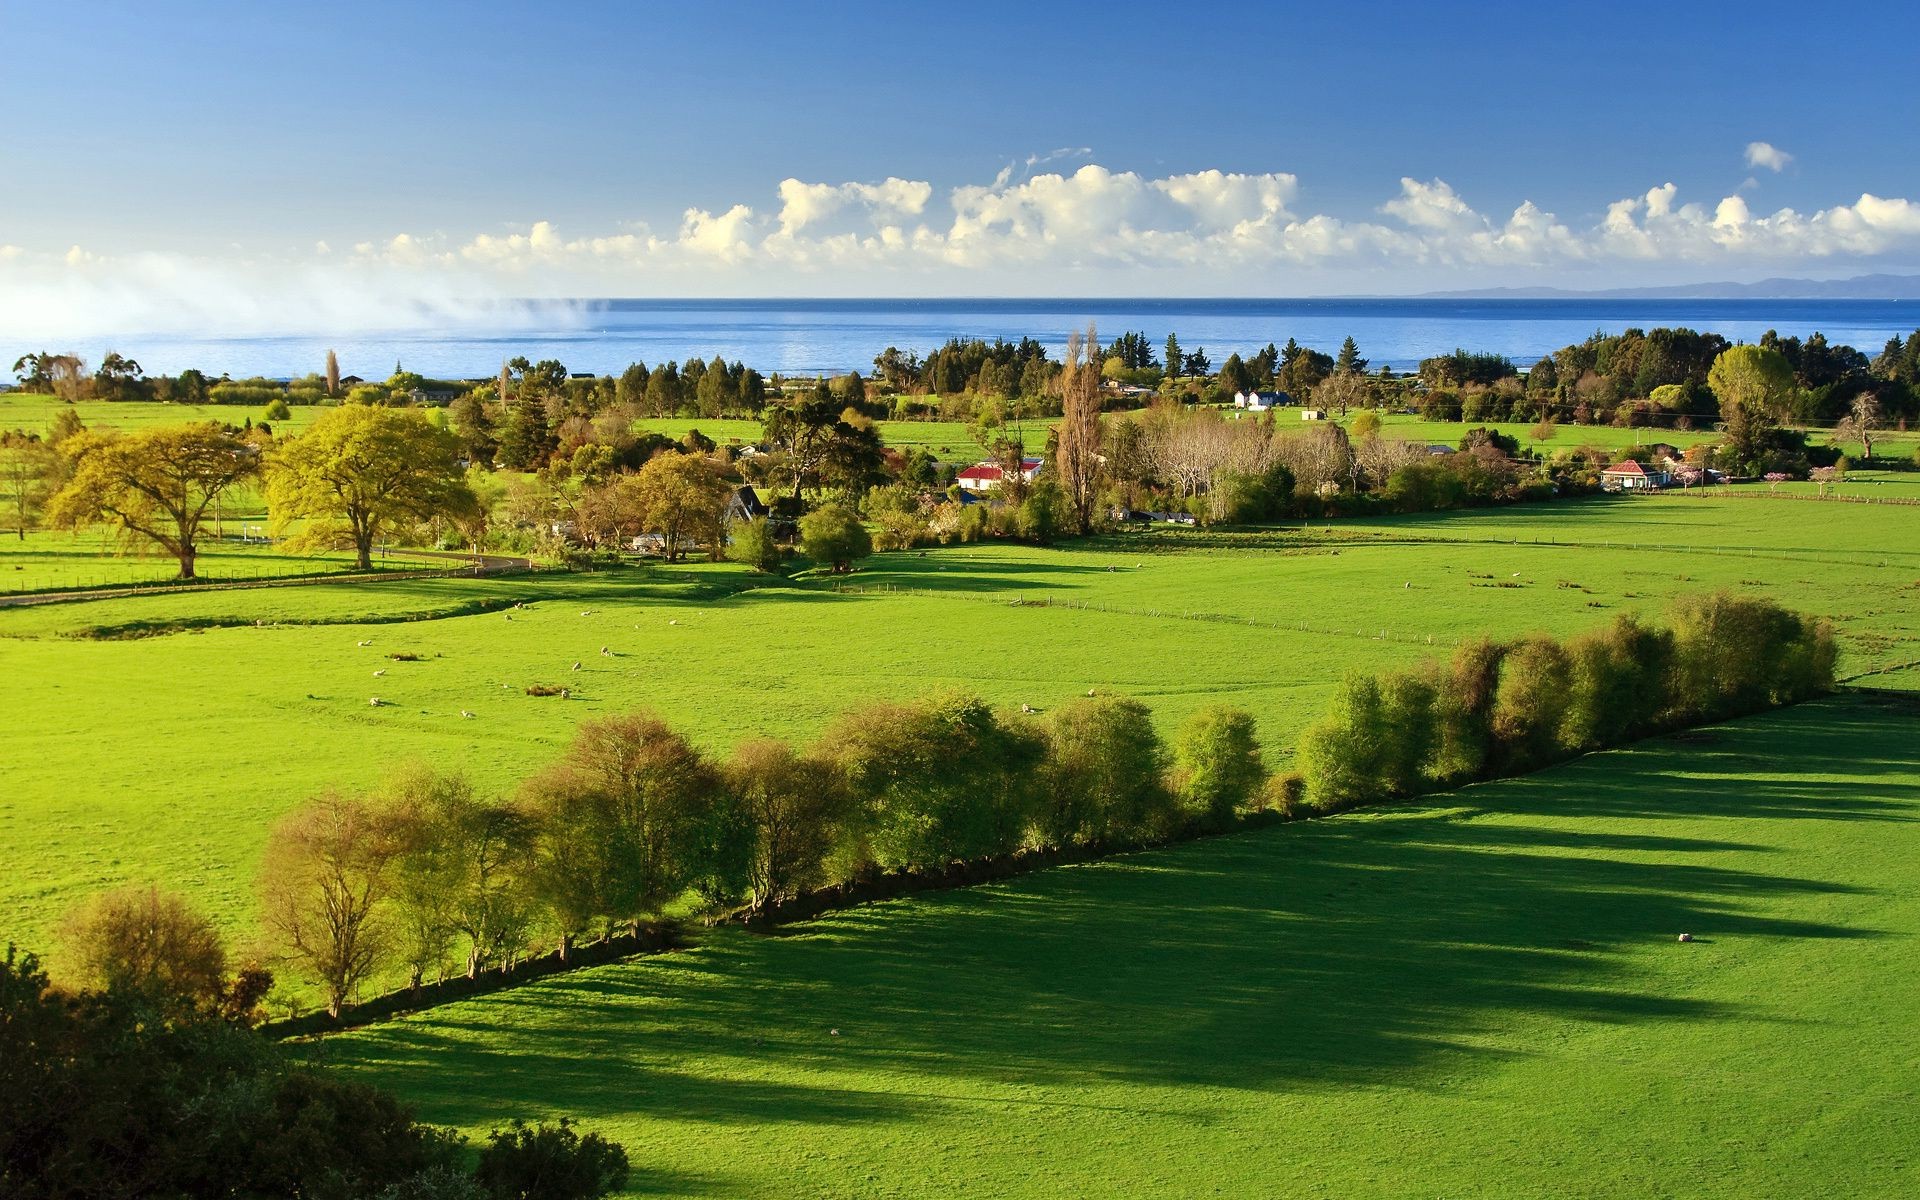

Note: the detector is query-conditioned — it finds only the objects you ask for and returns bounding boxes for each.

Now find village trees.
[630,450,730,561]
[48,423,261,579]
[1053,325,1105,535]
[0,430,57,539]
[266,405,480,570]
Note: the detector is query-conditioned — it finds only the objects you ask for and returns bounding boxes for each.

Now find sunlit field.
[3,490,1917,962]
[325,693,1920,1197]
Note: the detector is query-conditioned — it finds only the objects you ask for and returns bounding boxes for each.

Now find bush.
[726,516,784,574]
[1489,636,1575,771]
[1037,696,1175,845]
[1297,672,1434,812]
[263,398,292,421]
[798,504,872,573]
[1171,706,1266,827]
[473,1119,630,1200]
[58,883,229,1013]
[828,692,1043,869]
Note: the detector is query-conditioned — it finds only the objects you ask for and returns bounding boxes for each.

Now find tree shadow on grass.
[323,695,1912,1166]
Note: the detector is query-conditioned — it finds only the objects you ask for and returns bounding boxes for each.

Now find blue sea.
[38,298,1920,381]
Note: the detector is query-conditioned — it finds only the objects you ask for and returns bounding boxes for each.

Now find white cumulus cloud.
[1746,141,1793,172]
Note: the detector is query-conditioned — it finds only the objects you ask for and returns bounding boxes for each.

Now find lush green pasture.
[4,493,1919,958]
[324,694,1920,1197]
[0,394,323,436]
[0,528,450,593]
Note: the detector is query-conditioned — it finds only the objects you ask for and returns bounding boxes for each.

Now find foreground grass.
[3,493,1918,957]
[323,694,1920,1198]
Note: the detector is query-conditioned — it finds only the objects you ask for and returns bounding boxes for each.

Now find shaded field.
[0,528,451,593]
[3,493,1919,955]
[325,694,1920,1198]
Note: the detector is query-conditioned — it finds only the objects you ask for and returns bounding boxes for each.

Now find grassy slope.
[325,693,1920,1198]
[3,493,1918,954]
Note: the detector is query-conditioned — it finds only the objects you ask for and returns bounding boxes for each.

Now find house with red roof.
[956,457,1043,494]
[1601,459,1671,491]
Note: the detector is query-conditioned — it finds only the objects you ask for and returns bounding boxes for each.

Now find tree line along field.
[315,692,1920,1198]
[12,392,1913,464]
[2,492,1919,963]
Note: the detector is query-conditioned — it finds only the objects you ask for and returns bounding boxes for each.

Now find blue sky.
[4,0,1919,330]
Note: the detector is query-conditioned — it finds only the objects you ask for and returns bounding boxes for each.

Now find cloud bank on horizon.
[7,153,1920,338]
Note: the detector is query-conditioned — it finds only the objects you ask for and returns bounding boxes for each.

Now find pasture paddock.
[2,489,1917,961]
[324,694,1920,1198]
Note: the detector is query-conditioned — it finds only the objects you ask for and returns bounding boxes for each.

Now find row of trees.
[1298,593,1836,811]
[258,694,1270,1019]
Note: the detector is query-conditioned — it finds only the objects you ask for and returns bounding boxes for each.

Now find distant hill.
[1423,274,1920,300]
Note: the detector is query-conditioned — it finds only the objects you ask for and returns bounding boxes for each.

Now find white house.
[956,457,1043,494]
[1233,390,1291,411]
[1601,460,1671,491]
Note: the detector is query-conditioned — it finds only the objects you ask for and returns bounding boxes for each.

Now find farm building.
[1601,460,1672,491]
[957,457,1043,494]
[1300,408,1327,421]
[1233,389,1292,411]
[725,485,768,525]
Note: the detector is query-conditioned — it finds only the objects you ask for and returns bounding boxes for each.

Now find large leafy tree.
[48,422,261,579]
[1708,344,1796,472]
[632,451,730,562]
[266,404,479,570]
[0,430,56,540]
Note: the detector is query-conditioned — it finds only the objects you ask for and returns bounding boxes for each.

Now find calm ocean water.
[37,298,1920,381]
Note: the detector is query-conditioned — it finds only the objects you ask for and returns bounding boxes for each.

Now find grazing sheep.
[369,697,383,707]
[669,619,679,626]
[560,688,572,699]
[1677,933,1695,943]
[357,639,373,647]
[580,610,593,617]
[829,1028,840,1037]
[1511,572,1521,578]
[504,613,512,621]
[460,710,475,719]
[373,669,386,677]
[1021,703,1035,714]
[1087,688,1096,697]
[571,661,582,671]
[1405,582,1411,589]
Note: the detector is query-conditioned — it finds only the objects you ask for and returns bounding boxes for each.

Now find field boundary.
[271,690,1889,1042]
[0,550,538,610]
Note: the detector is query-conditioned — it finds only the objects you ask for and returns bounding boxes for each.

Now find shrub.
[1171,706,1266,828]
[829,692,1043,869]
[473,1118,631,1200]
[263,398,292,421]
[1490,636,1576,771]
[1297,672,1433,812]
[58,883,229,1013]
[726,516,784,574]
[1037,696,1175,846]
[1563,615,1672,749]
[798,503,872,573]
[1430,640,1505,783]
[723,739,852,909]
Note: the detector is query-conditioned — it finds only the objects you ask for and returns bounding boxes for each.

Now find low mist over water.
[20,296,1919,380]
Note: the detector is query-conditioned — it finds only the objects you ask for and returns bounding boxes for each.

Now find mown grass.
[3,489,1918,961]
[321,693,1920,1198]
[0,528,453,593]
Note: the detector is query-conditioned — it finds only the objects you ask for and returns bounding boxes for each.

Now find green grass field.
[321,693,1920,1197]
[4,490,1918,964]
[0,528,453,593]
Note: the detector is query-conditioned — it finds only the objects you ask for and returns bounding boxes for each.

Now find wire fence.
[825,579,1465,649]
